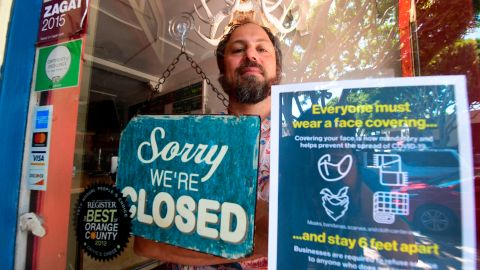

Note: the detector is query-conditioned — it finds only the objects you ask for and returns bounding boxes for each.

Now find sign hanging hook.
[169,12,195,51]
[138,13,229,113]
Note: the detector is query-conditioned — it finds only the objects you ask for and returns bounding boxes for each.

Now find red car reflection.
[395,177,461,234]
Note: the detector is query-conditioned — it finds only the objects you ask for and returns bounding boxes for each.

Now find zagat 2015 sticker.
[75,184,131,261]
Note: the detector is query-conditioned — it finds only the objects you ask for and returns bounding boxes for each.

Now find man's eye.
[231,48,245,53]
[257,47,268,53]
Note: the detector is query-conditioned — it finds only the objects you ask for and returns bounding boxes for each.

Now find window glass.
[282,0,401,83]
[399,151,459,167]
[64,0,479,268]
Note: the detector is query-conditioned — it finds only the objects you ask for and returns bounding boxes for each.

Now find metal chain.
[150,46,229,108]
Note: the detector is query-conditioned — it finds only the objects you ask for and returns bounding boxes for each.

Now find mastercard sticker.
[32,132,48,147]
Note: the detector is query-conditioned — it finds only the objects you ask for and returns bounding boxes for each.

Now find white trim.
[0,0,14,71]
[84,53,159,83]
[15,90,41,270]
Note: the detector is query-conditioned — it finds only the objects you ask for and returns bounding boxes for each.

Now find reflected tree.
[283,86,457,148]
[282,0,400,83]
[415,0,480,105]
[280,0,478,149]
[281,0,400,130]
[344,86,456,147]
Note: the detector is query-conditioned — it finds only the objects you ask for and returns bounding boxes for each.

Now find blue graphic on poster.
[117,115,260,259]
[269,76,475,269]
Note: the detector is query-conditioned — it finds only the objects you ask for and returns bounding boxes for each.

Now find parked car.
[368,150,464,234]
[395,175,460,234]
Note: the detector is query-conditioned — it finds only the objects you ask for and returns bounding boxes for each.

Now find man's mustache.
[235,60,265,76]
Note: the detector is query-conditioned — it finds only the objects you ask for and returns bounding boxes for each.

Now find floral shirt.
[257,117,270,202]
[235,116,270,269]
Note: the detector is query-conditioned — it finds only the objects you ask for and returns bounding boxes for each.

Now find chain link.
[150,47,229,108]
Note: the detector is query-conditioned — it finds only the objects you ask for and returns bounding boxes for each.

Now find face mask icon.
[317,154,352,182]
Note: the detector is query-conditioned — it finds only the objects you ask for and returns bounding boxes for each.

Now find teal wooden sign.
[117,115,260,259]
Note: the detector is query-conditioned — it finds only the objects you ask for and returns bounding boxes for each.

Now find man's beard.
[235,74,271,104]
[220,61,279,104]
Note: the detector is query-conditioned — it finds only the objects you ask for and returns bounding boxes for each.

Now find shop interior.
[69,1,229,268]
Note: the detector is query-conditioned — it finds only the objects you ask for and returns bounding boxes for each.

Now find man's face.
[222,23,278,104]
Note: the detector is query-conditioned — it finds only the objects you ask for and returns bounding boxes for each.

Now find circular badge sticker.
[45,45,71,83]
[75,184,131,261]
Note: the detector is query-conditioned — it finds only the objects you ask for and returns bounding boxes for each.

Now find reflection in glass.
[282,0,400,83]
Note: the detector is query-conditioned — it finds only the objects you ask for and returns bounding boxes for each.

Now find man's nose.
[245,48,258,62]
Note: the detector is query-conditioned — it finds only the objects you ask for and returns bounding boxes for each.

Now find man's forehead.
[228,23,273,45]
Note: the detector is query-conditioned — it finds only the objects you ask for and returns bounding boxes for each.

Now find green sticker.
[34,39,82,91]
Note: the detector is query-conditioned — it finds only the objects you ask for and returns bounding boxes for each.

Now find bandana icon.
[320,187,350,221]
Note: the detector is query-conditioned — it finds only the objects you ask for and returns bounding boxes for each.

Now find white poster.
[269,76,475,269]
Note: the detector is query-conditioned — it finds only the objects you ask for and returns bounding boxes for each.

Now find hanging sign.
[116,115,260,259]
[269,76,476,269]
[34,39,82,92]
[37,0,88,45]
[28,105,53,190]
